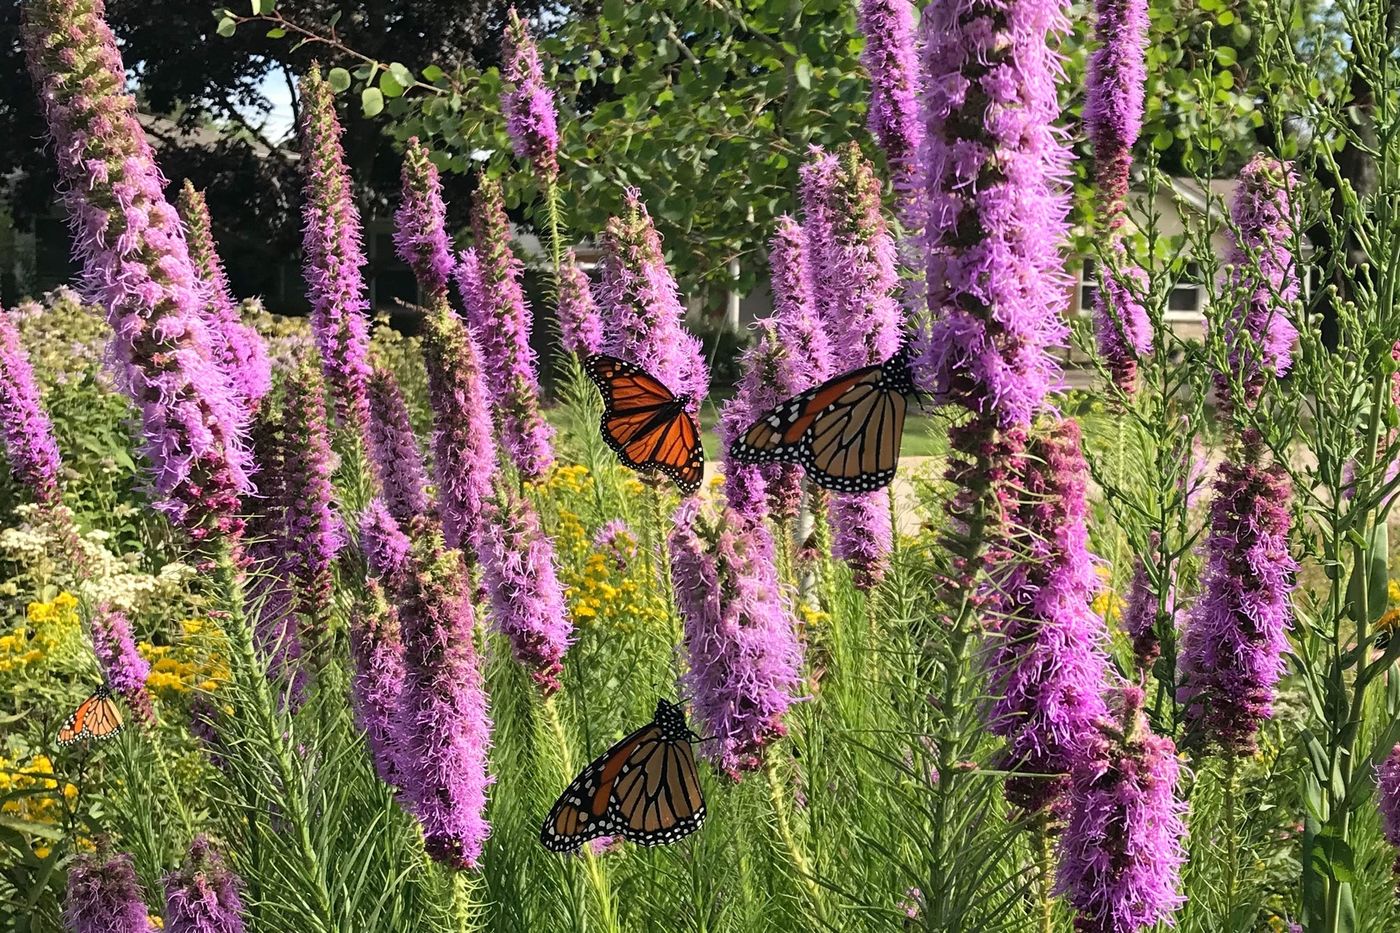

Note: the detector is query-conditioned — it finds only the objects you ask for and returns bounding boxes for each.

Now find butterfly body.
[730,346,917,493]
[585,355,705,494]
[58,684,124,747]
[541,699,706,852]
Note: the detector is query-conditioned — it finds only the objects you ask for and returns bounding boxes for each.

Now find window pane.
[1168,286,1200,311]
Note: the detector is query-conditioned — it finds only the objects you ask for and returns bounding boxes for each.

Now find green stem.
[764,752,828,924]
[1224,754,1239,922]
[148,728,194,841]
[213,543,335,932]
[1038,824,1055,933]
[648,483,676,631]
[542,697,620,932]
[450,869,483,933]
[544,177,565,279]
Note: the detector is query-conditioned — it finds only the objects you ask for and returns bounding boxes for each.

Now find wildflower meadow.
[3,0,1400,931]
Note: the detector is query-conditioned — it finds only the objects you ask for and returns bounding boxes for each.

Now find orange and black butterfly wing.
[541,723,662,852]
[585,354,705,495]
[58,686,124,747]
[610,734,706,847]
[798,376,907,493]
[729,362,886,465]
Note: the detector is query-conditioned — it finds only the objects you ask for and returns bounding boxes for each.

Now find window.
[1079,258,1207,318]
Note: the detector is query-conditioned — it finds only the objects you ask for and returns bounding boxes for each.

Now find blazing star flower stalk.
[422,308,498,554]
[163,836,246,933]
[90,603,155,726]
[24,0,252,540]
[720,322,800,523]
[670,499,804,777]
[365,363,430,526]
[64,846,154,933]
[857,0,924,193]
[1216,155,1301,409]
[801,144,903,588]
[243,403,299,689]
[359,497,413,579]
[1056,685,1187,933]
[479,486,573,694]
[914,0,1072,429]
[985,418,1111,811]
[1178,447,1297,754]
[461,178,555,479]
[177,181,272,412]
[594,518,637,570]
[1094,247,1152,394]
[1377,744,1400,887]
[390,522,494,868]
[394,137,456,304]
[501,7,560,182]
[348,578,405,785]
[0,309,63,506]
[299,64,374,431]
[597,191,709,408]
[1120,554,1160,671]
[557,251,603,356]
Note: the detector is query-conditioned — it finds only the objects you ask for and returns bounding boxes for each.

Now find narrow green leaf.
[266,27,286,38]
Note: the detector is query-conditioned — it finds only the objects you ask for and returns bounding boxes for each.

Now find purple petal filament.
[984,418,1110,812]
[0,308,63,505]
[394,137,457,304]
[719,322,798,524]
[63,846,154,933]
[1216,155,1301,409]
[299,65,373,432]
[177,181,273,413]
[462,178,555,480]
[24,0,252,540]
[163,835,247,933]
[389,522,494,868]
[91,602,155,727]
[479,487,573,694]
[1178,450,1297,754]
[670,499,803,778]
[857,0,924,189]
[1056,685,1187,932]
[365,363,431,526]
[359,497,413,580]
[558,250,603,356]
[597,190,709,409]
[422,308,498,555]
[501,7,560,182]
[913,0,1072,429]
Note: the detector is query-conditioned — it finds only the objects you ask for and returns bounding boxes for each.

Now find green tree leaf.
[327,67,352,92]
[216,16,236,37]
[361,86,385,117]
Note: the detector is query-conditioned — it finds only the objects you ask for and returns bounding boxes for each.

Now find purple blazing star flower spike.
[670,499,803,778]
[912,0,1072,429]
[857,0,924,190]
[479,486,573,694]
[1056,685,1187,933]
[984,418,1111,812]
[359,498,413,579]
[90,603,154,727]
[1178,447,1297,754]
[394,137,457,303]
[802,145,902,588]
[1216,155,1301,409]
[461,179,555,479]
[24,0,252,541]
[177,181,273,413]
[163,835,246,933]
[501,7,560,182]
[0,308,63,506]
[389,521,494,868]
[244,401,299,691]
[422,308,498,555]
[299,65,373,432]
[64,846,154,933]
[1377,744,1400,883]
[720,321,801,523]
[558,251,603,356]
[366,363,430,525]
[799,151,840,326]
[597,190,709,408]
[1084,0,1150,393]
[348,579,405,785]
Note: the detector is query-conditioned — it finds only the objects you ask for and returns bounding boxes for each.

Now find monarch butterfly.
[58,684,124,747]
[584,354,704,495]
[729,344,917,493]
[541,698,706,852]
